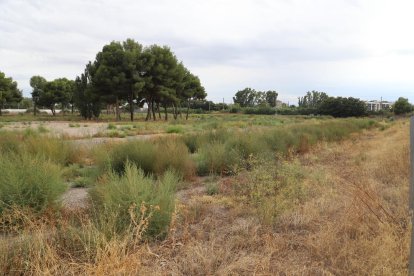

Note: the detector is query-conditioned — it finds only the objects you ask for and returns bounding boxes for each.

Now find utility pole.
[222,98,225,111]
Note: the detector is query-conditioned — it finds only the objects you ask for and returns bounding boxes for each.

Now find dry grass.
[0,119,409,275]
[142,120,410,275]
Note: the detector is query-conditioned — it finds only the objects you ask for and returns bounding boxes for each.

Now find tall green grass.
[89,163,178,239]
[95,138,195,179]
[0,153,65,214]
[97,119,375,178]
[185,118,377,175]
[0,130,78,165]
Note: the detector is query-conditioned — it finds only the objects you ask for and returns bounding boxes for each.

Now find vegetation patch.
[89,163,178,239]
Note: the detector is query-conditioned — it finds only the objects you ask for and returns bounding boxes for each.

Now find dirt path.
[61,187,89,210]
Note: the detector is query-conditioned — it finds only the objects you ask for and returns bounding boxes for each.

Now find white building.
[365,100,393,112]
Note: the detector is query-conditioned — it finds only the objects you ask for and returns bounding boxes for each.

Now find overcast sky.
[1,0,413,104]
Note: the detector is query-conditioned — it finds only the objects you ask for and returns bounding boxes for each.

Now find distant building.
[275,100,284,108]
[365,100,393,112]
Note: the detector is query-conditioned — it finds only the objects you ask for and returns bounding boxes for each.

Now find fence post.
[409,116,414,275]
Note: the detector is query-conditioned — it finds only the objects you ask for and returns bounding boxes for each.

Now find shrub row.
[97,118,376,177]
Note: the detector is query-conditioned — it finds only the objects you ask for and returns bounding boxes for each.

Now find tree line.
[0,71,22,116]
[231,88,413,117]
[232,87,278,108]
[29,39,206,121]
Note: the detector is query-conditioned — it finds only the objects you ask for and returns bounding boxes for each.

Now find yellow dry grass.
[143,120,410,275]
[1,120,410,275]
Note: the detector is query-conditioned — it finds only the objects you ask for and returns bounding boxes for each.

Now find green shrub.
[182,133,200,153]
[89,163,178,239]
[23,135,78,165]
[166,125,183,133]
[107,141,156,175]
[206,182,219,195]
[0,132,77,165]
[0,153,66,214]
[107,123,117,130]
[225,131,270,160]
[196,142,238,175]
[0,131,21,154]
[98,138,195,179]
[153,139,195,179]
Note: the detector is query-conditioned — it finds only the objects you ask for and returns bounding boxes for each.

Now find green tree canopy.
[0,71,22,115]
[37,78,74,116]
[298,90,329,109]
[30,75,47,115]
[74,62,101,119]
[81,39,206,121]
[233,88,258,107]
[393,97,413,115]
[233,88,278,108]
[318,97,367,117]
[265,91,278,107]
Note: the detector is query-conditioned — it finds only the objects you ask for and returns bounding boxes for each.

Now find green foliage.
[86,39,206,121]
[0,71,23,115]
[298,90,328,109]
[97,138,195,179]
[154,140,195,178]
[73,63,102,119]
[318,97,367,117]
[234,159,306,225]
[393,97,413,115]
[166,125,183,133]
[206,182,219,195]
[196,141,239,175]
[0,152,65,214]
[243,106,276,115]
[0,131,77,165]
[34,77,75,116]
[229,104,241,113]
[233,88,278,108]
[107,123,117,130]
[89,163,178,238]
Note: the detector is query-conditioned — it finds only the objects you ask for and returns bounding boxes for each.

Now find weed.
[166,125,184,133]
[89,163,178,238]
[0,152,65,214]
[107,123,117,130]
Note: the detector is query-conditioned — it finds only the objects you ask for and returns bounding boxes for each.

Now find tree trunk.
[157,102,161,119]
[151,100,156,121]
[146,100,151,121]
[34,102,37,116]
[115,97,120,121]
[129,94,134,122]
[164,104,168,120]
[173,104,178,120]
[71,103,74,114]
[179,103,182,118]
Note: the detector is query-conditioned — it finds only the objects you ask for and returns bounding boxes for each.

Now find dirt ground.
[3,121,108,138]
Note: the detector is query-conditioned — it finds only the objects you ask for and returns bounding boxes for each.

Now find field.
[0,113,409,275]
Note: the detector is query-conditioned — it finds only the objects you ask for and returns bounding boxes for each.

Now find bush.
[166,125,183,133]
[104,140,156,175]
[153,139,195,178]
[0,153,65,214]
[97,138,195,179]
[196,142,238,175]
[0,131,78,165]
[89,163,178,239]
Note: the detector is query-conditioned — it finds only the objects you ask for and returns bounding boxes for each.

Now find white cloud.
[1,0,413,103]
